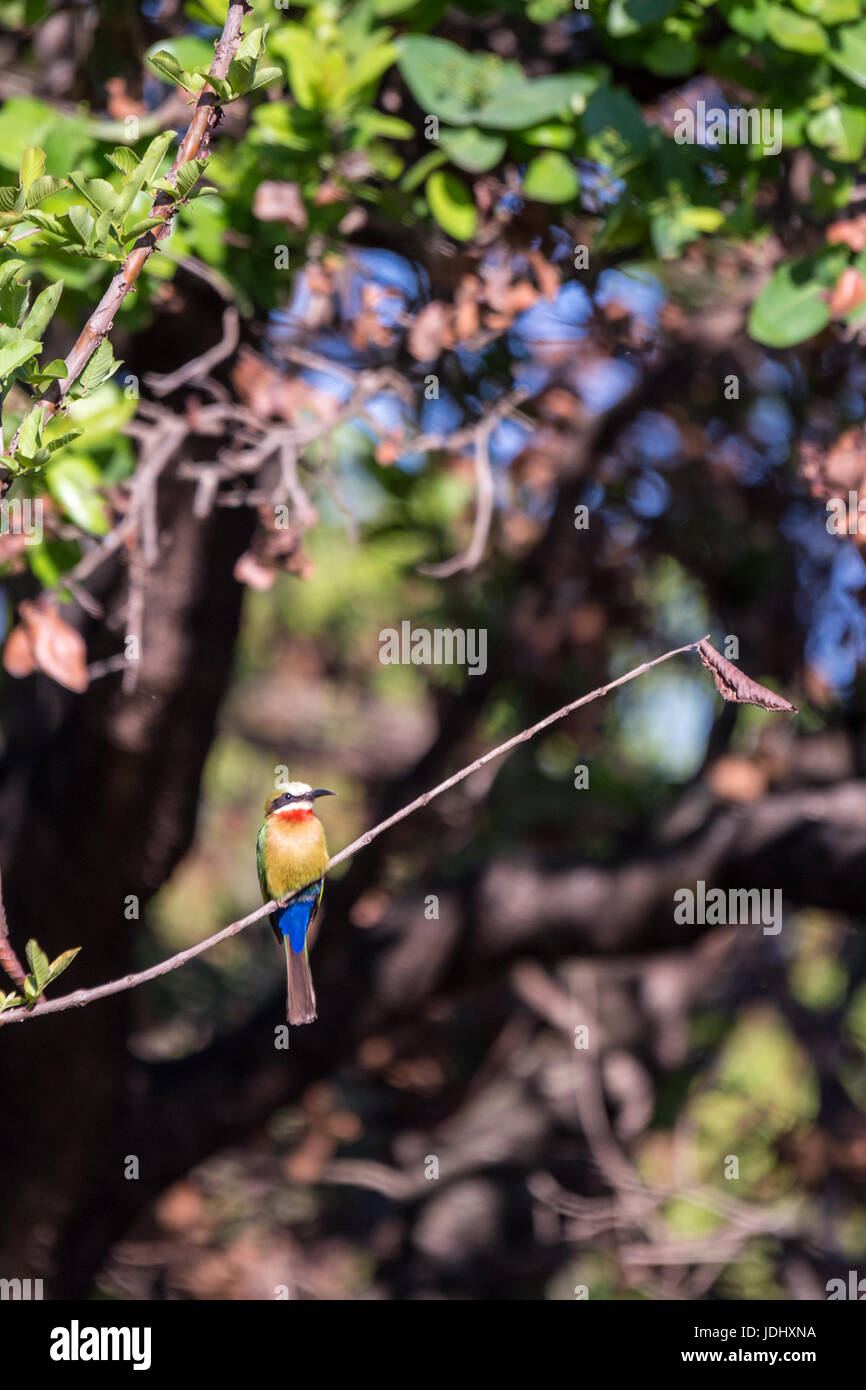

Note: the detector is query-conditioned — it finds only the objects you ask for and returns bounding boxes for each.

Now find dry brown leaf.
[375,434,405,466]
[252,180,308,229]
[21,598,89,692]
[234,551,276,590]
[697,639,797,713]
[502,281,539,315]
[3,623,35,679]
[105,77,144,121]
[313,179,348,207]
[305,264,334,295]
[454,275,482,342]
[350,309,393,351]
[408,301,454,361]
[827,215,866,252]
[800,427,866,499]
[828,266,866,317]
[0,530,29,564]
[526,249,559,301]
[706,754,767,802]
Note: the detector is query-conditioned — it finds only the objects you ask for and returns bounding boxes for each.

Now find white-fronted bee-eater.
[256,781,334,1025]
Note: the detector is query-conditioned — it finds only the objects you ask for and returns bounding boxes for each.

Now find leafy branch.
[0,868,79,1012]
[0,0,274,495]
[0,636,799,1026]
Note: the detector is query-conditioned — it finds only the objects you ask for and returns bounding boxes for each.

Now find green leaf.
[92,210,114,256]
[47,453,109,533]
[0,265,28,326]
[174,158,207,200]
[401,149,448,192]
[19,146,46,196]
[719,0,770,38]
[45,946,81,986]
[228,26,265,93]
[193,70,234,102]
[147,49,198,91]
[0,186,26,214]
[582,87,649,168]
[523,150,580,203]
[766,3,828,50]
[112,130,174,223]
[0,991,24,1011]
[26,175,67,206]
[17,210,66,237]
[829,19,866,85]
[121,216,165,240]
[25,938,51,991]
[234,23,267,66]
[27,537,81,588]
[793,0,858,21]
[478,73,599,129]
[607,0,679,34]
[246,66,282,94]
[748,254,844,346]
[45,429,82,454]
[78,337,120,393]
[65,204,94,246]
[0,259,26,291]
[522,123,575,150]
[0,333,42,378]
[356,110,415,141]
[105,146,140,176]
[68,173,119,215]
[644,35,698,75]
[438,126,506,173]
[807,103,866,160]
[21,278,63,340]
[426,169,477,241]
[398,36,496,126]
[16,405,44,461]
[270,25,319,109]
[32,358,68,381]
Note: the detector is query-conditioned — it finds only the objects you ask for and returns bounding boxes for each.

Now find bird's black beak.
[311,788,335,799]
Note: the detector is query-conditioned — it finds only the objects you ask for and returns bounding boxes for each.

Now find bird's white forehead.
[282,781,312,797]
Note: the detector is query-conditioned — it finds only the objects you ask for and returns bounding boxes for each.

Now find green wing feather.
[256,820,270,900]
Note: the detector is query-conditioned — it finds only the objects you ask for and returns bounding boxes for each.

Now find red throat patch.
[273,806,314,822]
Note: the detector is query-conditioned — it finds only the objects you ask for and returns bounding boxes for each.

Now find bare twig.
[276,440,317,526]
[146,305,240,397]
[0,870,27,991]
[417,387,529,577]
[0,636,708,1025]
[417,413,496,579]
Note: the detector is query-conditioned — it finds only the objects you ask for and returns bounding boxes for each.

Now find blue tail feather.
[277,884,321,954]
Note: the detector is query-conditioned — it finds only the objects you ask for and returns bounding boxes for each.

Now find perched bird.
[256,781,334,1025]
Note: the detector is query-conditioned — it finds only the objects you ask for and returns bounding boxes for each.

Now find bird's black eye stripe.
[272,792,298,811]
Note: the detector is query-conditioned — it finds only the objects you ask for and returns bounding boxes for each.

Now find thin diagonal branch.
[0,636,709,1025]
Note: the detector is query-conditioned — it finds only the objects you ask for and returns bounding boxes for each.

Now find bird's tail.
[285,937,317,1025]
